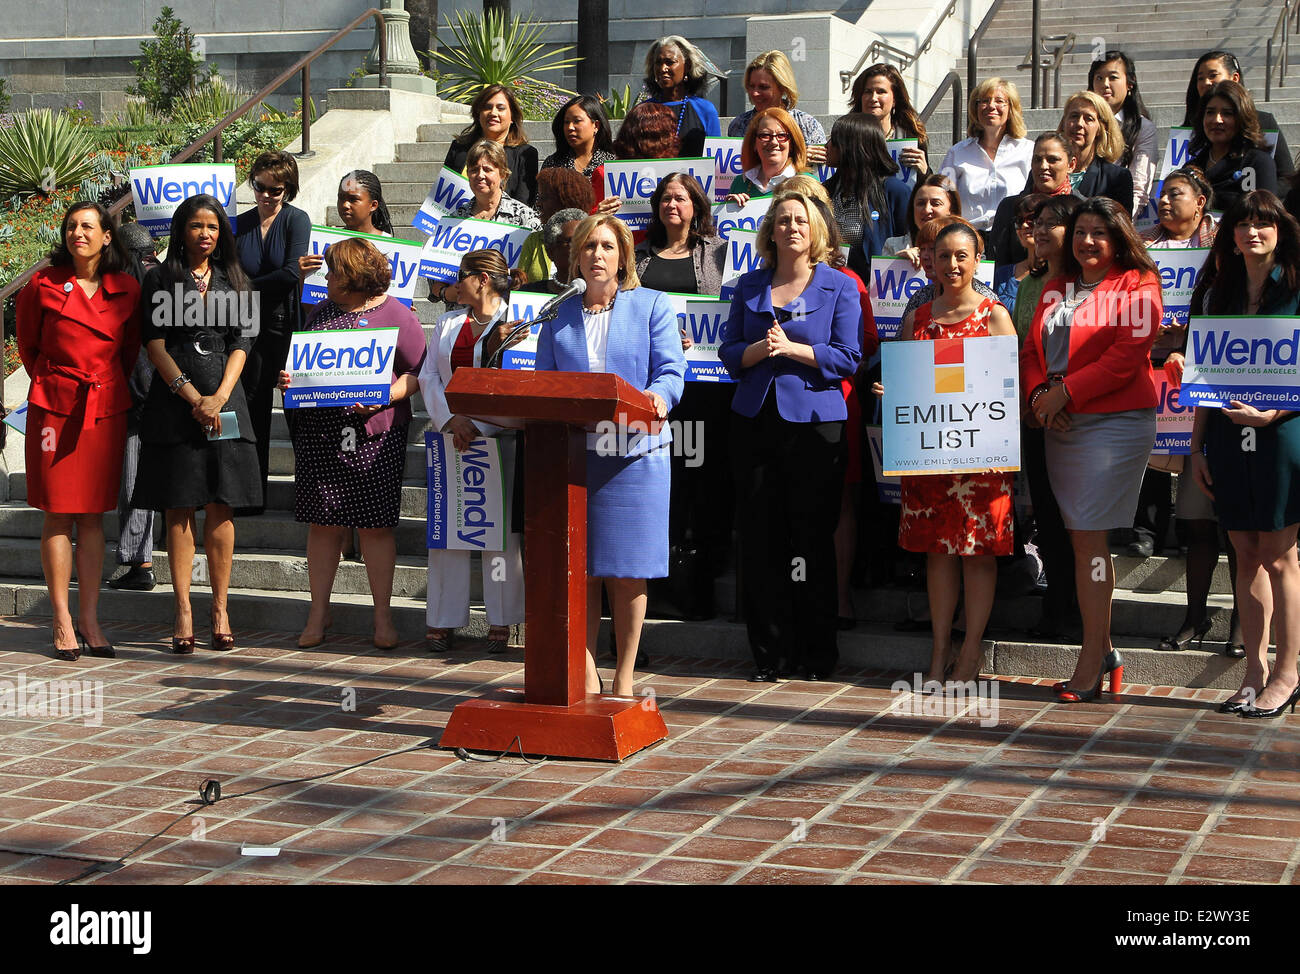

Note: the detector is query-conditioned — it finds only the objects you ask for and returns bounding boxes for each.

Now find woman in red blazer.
[1021,196,1161,702]
[17,202,141,661]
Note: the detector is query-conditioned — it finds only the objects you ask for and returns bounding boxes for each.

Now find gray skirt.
[1046,409,1157,531]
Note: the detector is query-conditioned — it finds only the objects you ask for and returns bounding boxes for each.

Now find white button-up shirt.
[939,135,1035,230]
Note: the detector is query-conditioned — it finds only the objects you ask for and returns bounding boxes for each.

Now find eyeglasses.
[756,132,790,145]
[253,181,286,197]
[1032,220,1064,231]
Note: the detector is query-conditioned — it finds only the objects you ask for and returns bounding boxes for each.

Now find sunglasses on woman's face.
[253,181,286,197]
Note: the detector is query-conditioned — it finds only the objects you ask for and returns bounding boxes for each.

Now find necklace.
[583,291,617,315]
[190,266,211,294]
[468,307,496,325]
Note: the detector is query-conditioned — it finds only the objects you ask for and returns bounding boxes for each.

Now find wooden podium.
[436,368,669,761]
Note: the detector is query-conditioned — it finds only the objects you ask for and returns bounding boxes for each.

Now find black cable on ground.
[43,733,545,886]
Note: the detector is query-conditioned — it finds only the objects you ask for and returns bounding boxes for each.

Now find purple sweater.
[301,296,427,436]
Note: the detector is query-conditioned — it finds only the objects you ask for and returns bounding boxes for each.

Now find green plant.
[128,6,216,115]
[119,97,154,127]
[64,100,94,127]
[0,80,11,114]
[599,84,633,121]
[427,9,579,103]
[0,108,98,197]
[170,75,256,125]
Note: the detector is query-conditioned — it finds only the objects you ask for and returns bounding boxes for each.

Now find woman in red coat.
[17,202,141,661]
[1021,196,1161,702]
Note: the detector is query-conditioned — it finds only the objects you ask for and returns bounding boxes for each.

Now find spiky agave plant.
[0,108,98,197]
[428,9,580,104]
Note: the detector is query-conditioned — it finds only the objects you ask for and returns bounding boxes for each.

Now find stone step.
[0,578,1259,690]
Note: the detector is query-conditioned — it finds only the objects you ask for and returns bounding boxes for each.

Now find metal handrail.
[920,70,963,145]
[840,0,959,93]
[0,8,387,307]
[1265,0,1299,101]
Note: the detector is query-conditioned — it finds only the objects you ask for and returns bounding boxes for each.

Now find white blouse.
[938,135,1035,231]
[583,306,613,373]
[1117,110,1159,217]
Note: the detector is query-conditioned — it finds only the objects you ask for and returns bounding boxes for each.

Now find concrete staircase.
[3,30,1289,689]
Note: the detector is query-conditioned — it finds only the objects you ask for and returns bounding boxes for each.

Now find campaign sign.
[870,256,996,339]
[720,229,764,299]
[887,138,920,187]
[1150,247,1210,328]
[1157,127,1194,181]
[703,137,744,202]
[604,157,717,231]
[1152,368,1194,454]
[498,290,557,371]
[301,226,422,307]
[413,166,474,235]
[129,163,238,235]
[284,327,399,408]
[881,334,1020,476]
[1265,129,1280,157]
[816,163,836,183]
[425,432,506,552]
[2,401,28,436]
[712,194,773,242]
[1182,315,1300,408]
[662,292,734,382]
[866,426,901,504]
[419,216,532,283]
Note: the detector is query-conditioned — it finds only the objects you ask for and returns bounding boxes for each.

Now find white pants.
[425,433,525,628]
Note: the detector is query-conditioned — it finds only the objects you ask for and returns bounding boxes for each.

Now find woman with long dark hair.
[1089,52,1157,215]
[1189,80,1278,215]
[542,94,616,179]
[134,194,262,654]
[1186,191,1300,716]
[444,84,538,207]
[822,113,910,279]
[882,173,962,264]
[1022,197,1162,701]
[1182,51,1294,188]
[17,201,140,660]
[848,63,929,176]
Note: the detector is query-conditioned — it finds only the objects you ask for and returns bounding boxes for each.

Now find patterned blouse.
[540,147,616,180]
[453,194,541,231]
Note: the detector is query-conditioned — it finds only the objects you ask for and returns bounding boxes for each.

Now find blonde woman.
[728,50,826,165]
[1056,90,1134,211]
[938,78,1033,231]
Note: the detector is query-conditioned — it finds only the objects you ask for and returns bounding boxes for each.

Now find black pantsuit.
[732,392,846,675]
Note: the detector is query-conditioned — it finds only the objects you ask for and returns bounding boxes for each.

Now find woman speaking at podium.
[535,214,686,698]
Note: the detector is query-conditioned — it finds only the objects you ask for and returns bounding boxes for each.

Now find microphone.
[485,278,587,369]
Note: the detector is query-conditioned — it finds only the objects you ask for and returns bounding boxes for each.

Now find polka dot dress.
[291,302,408,528]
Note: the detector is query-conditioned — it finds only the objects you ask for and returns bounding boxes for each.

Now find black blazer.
[1257,110,1294,187]
[1192,145,1279,216]
[1075,157,1134,213]
[444,141,539,209]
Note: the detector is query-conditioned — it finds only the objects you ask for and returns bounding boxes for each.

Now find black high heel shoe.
[1238,684,1300,719]
[76,626,116,659]
[1053,650,1122,693]
[54,627,83,662]
[1055,651,1124,703]
[1156,618,1212,653]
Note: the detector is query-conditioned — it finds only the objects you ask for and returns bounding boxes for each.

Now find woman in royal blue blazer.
[535,214,686,698]
[720,188,863,682]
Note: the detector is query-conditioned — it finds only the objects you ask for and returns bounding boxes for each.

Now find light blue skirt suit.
[535,285,687,577]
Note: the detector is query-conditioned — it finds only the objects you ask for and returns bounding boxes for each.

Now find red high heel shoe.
[1055,650,1124,702]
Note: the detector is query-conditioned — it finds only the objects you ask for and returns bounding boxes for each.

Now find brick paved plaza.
[0,617,1297,887]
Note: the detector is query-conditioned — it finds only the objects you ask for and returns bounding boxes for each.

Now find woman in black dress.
[1188,81,1278,216]
[135,194,262,654]
[443,84,538,208]
[235,150,311,511]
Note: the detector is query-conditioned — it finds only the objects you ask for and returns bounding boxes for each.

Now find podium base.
[439,687,668,761]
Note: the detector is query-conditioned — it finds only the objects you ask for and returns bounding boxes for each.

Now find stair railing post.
[1031,0,1041,109]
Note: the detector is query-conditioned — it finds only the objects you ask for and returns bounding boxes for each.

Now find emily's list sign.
[881,335,1020,476]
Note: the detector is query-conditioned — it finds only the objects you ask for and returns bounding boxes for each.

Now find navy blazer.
[1076,157,1134,213]
[720,262,862,422]
[861,178,912,262]
[535,285,686,453]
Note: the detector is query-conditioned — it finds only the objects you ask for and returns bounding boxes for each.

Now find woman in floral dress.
[876,222,1016,687]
